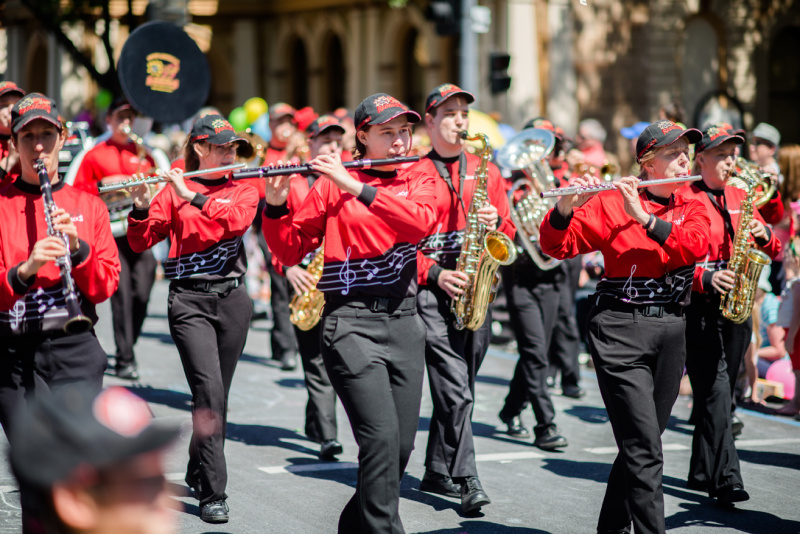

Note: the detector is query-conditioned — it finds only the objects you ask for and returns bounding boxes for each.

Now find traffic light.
[489,52,511,94]
[425,0,460,36]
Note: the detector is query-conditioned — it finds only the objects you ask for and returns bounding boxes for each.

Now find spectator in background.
[745,267,784,406]
[620,121,650,176]
[8,385,179,534]
[659,101,686,127]
[776,239,800,416]
[573,118,607,170]
[0,81,25,188]
[750,123,782,176]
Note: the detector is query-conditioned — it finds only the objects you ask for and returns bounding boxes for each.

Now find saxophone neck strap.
[704,190,736,243]
[429,150,467,216]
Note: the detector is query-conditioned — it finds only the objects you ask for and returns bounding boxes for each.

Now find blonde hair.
[779,144,800,210]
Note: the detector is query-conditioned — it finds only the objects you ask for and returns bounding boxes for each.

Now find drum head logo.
[146,52,181,93]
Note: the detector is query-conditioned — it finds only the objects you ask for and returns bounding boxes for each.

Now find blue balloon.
[250,112,271,143]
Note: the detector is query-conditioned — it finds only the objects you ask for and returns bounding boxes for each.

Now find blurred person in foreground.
[8,384,179,534]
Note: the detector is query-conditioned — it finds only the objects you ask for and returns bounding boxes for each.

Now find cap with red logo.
[306,114,345,139]
[635,120,702,162]
[269,102,297,121]
[0,81,26,99]
[695,123,744,154]
[190,114,247,146]
[11,93,62,134]
[8,385,179,489]
[354,93,421,131]
[425,83,475,113]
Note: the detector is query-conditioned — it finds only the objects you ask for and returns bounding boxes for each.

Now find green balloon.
[96,89,113,110]
[229,106,249,131]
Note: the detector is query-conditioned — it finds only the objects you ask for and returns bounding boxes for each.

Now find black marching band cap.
[11,93,62,134]
[354,93,420,131]
[306,114,345,138]
[190,114,247,147]
[636,120,702,162]
[695,123,745,154]
[8,385,179,490]
[424,83,475,112]
[0,81,26,98]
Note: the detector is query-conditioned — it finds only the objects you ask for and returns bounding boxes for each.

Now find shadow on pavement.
[475,374,511,387]
[563,405,609,424]
[275,378,306,390]
[412,521,550,533]
[539,458,610,484]
[138,331,175,345]
[125,384,193,411]
[226,422,317,455]
[665,414,694,436]
[737,448,800,471]
[665,501,800,533]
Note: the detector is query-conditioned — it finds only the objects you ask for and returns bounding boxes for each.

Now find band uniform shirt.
[678,183,781,294]
[0,137,21,189]
[72,139,156,196]
[270,173,321,276]
[411,151,515,286]
[127,176,258,281]
[0,179,121,334]
[263,168,437,299]
[540,189,710,306]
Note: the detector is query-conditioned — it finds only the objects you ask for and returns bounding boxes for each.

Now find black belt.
[591,295,683,318]
[325,295,416,313]
[170,276,243,294]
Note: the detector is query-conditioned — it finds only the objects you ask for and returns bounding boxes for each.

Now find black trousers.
[500,265,560,436]
[684,294,749,496]
[416,286,491,479]
[257,229,297,360]
[321,296,425,534]
[0,331,107,440]
[168,283,251,507]
[547,256,582,388]
[295,323,338,442]
[112,236,156,366]
[588,306,686,534]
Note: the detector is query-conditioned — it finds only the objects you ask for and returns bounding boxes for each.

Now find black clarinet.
[35,159,93,335]
[231,156,420,179]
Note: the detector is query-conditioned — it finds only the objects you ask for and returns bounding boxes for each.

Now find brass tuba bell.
[495,128,561,270]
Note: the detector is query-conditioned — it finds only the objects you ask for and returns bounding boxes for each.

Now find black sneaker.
[115,363,139,380]
[320,439,343,460]
[731,414,744,438]
[533,426,568,451]
[200,500,229,523]
[280,352,297,371]
[498,411,530,438]
[419,470,461,498]
[716,484,749,505]
[461,476,491,513]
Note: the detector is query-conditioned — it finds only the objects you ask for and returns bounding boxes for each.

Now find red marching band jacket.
[0,180,121,334]
[127,176,259,281]
[262,168,438,299]
[269,173,321,276]
[410,152,516,286]
[677,182,782,293]
[539,189,711,306]
[72,139,156,196]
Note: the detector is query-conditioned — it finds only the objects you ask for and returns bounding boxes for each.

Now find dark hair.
[182,137,203,172]
[660,101,685,124]
[353,125,371,159]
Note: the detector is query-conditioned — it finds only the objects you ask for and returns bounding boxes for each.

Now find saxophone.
[289,244,325,330]
[720,167,772,323]
[451,132,517,331]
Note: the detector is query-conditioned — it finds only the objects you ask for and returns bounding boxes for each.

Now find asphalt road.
[1,279,799,533]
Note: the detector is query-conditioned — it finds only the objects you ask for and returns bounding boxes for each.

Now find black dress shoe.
[562,385,586,399]
[716,484,750,505]
[200,500,229,523]
[419,470,461,498]
[499,412,530,438]
[534,426,568,451]
[686,478,708,492]
[461,476,491,513]
[731,414,744,438]
[320,439,343,460]
[115,363,139,380]
[280,352,297,371]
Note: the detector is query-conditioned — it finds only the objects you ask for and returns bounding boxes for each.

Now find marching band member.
[73,97,157,380]
[540,121,709,534]
[680,124,781,505]
[0,81,25,189]
[263,93,436,534]
[411,83,514,512]
[0,93,120,438]
[275,115,345,459]
[127,115,258,523]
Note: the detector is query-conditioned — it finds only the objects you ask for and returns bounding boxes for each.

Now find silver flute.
[540,175,702,198]
[97,163,246,193]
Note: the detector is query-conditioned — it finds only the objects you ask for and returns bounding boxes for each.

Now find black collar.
[694,178,725,196]
[14,176,66,195]
[427,149,461,164]
[192,176,228,187]
[643,189,672,206]
[362,169,398,180]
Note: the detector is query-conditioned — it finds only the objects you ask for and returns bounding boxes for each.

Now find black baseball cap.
[695,123,744,154]
[190,114,247,146]
[0,81,25,99]
[636,120,702,162]
[108,96,136,116]
[11,93,62,134]
[306,114,345,138]
[425,83,475,113]
[9,385,179,490]
[523,117,565,140]
[355,93,420,131]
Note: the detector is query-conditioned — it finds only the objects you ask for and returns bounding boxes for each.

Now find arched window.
[289,37,309,108]
[769,26,800,144]
[323,34,346,112]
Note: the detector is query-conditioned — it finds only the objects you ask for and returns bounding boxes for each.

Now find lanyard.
[429,150,468,217]
[696,182,736,242]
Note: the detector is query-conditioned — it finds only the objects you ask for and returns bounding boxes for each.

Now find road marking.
[259,462,359,475]
[585,443,690,455]
[0,486,16,494]
[166,473,186,481]
[735,438,800,447]
[476,451,544,462]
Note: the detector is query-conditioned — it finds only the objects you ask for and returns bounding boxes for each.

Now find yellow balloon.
[244,98,268,124]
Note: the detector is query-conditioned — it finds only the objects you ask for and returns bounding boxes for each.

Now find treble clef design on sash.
[176,244,185,279]
[10,300,25,330]
[623,264,639,300]
[338,247,356,295]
